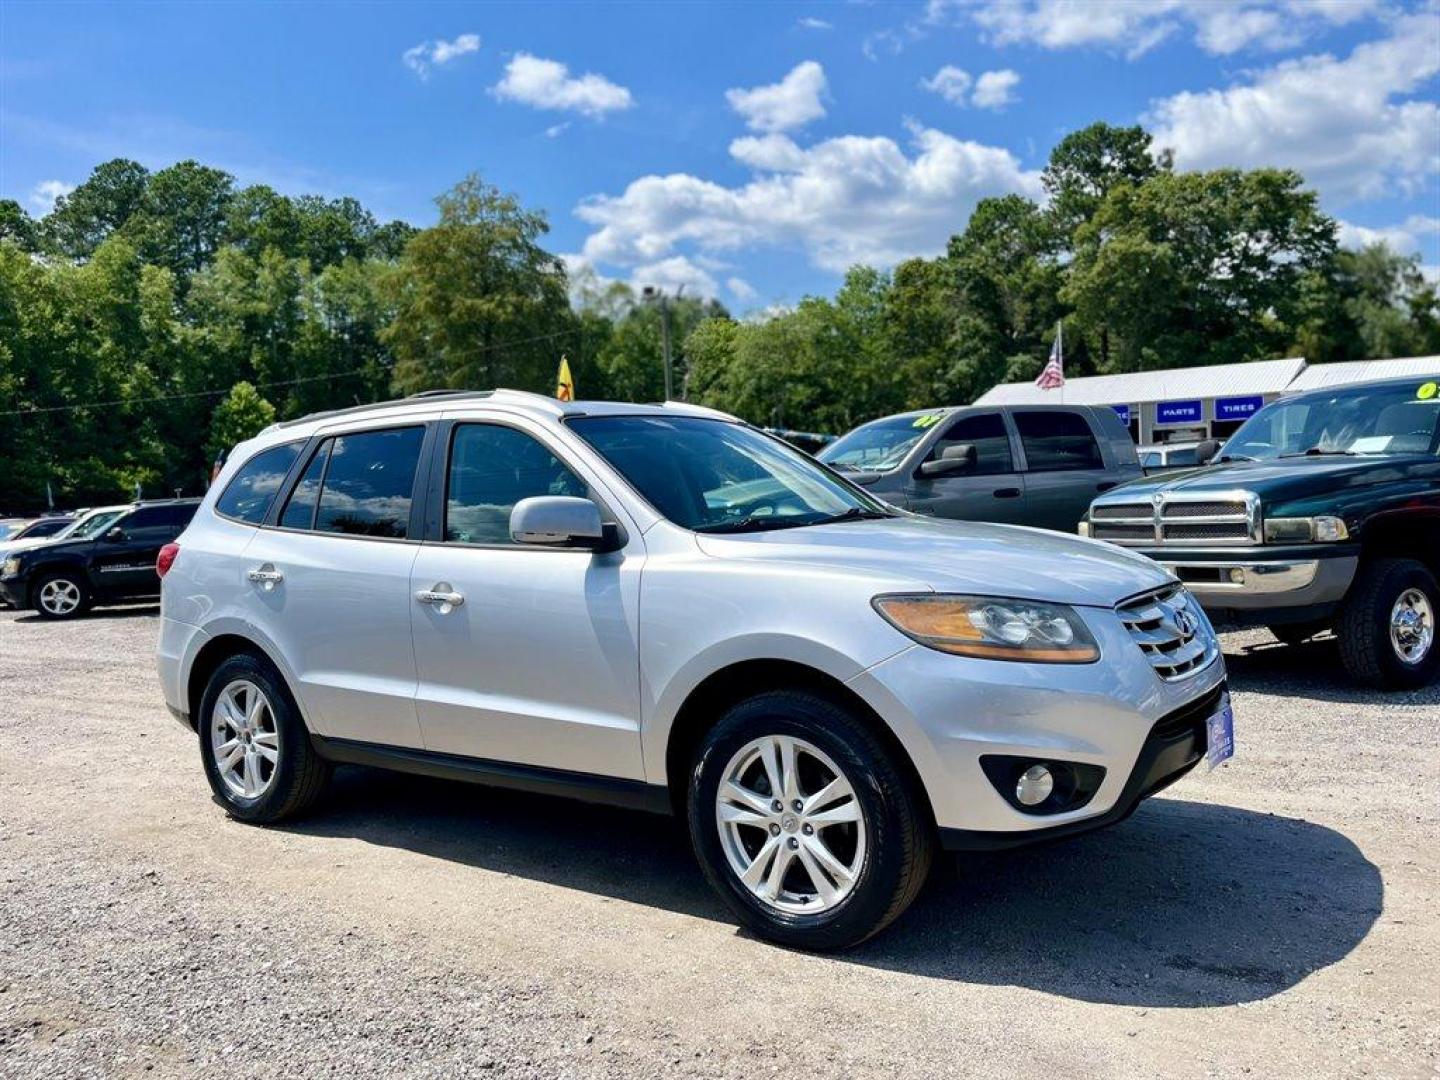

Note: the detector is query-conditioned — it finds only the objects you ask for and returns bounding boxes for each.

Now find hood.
[694,514,1173,608]
[0,536,70,558]
[1107,454,1436,503]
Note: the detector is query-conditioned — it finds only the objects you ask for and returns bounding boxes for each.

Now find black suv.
[1083,375,1439,689]
[0,499,199,619]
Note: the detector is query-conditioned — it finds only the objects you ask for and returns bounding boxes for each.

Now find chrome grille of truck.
[1115,584,1217,681]
[1087,490,1260,546]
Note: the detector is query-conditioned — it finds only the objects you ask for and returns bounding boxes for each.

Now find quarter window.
[313,427,424,539]
[1014,411,1104,472]
[215,442,303,524]
[444,424,588,545]
[280,442,329,530]
[929,413,1013,476]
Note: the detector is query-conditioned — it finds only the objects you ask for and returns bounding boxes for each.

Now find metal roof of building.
[1288,356,1440,390]
[974,356,1306,407]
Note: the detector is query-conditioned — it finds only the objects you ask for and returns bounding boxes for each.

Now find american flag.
[1035,323,1064,390]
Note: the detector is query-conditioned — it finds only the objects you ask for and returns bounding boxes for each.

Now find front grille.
[1151,684,1225,742]
[1116,584,1217,680]
[1087,490,1259,546]
[1163,522,1253,541]
[1162,501,1247,519]
[1092,523,1156,542]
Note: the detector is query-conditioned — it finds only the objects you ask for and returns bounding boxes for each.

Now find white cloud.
[493,53,634,118]
[919,65,1020,109]
[726,61,828,133]
[576,123,1042,274]
[1146,15,1440,203]
[944,0,1383,59]
[797,16,833,30]
[727,276,760,302]
[544,121,571,139]
[919,65,972,105]
[1337,215,1440,256]
[972,69,1021,109]
[402,33,480,78]
[631,255,721,298]
[27,179,74,214]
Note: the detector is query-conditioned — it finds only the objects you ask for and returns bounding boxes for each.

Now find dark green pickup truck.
[1082,375,1440,689]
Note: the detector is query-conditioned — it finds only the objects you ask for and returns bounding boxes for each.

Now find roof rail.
[266,387,564,431]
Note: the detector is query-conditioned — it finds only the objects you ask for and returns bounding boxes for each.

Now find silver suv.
[157,390,1232,949]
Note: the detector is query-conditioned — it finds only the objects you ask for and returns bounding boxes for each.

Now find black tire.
[1336,558,1439,690]
[197,652,331,823]
[686,690,933,951]
[1268,621,1328,646]
[31,570,90,620]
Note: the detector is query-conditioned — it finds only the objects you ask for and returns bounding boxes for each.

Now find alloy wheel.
[37,578,81,616]
[211,679,280,799]
[715,735,867,915]
[1389,587,1434,665]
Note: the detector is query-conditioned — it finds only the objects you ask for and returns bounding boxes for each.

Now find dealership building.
[974,355,1440,445]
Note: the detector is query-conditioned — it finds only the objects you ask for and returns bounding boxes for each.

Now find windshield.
[62,509,126,540]
[0,523,23,541]
[818,414,938,471]
[1222,381,1440,461]
[569,416,890,532]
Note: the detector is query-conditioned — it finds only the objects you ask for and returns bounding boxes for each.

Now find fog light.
[1229,567,1246,584]
[1015,765,1054,807]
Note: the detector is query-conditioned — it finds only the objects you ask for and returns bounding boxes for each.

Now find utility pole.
[642,284,685,401]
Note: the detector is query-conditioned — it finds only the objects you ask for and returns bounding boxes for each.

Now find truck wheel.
[687,690,933,951]
[1337,558,1438,690]
[197,653,331,823]
[33,571,90,620]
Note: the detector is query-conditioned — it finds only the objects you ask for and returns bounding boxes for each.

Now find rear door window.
[1014,411,1104,472]
[280,442,330,530]
[313,427,425,539]
[120,505,193,541]
[216,442,303,524]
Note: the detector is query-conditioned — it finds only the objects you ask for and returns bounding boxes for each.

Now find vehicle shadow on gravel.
[292,770,1379,1008]
[1223,635,1440,705]
[11,603,159,624]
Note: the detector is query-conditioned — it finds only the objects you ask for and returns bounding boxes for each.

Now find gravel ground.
[1,606,1436,1079]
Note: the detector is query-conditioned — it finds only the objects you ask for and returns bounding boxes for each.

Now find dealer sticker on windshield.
[1206,693,1236,770]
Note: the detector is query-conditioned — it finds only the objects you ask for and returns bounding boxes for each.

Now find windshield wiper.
[1280,448,1357,458]
[695,516,819,534]
[814,507,893,525]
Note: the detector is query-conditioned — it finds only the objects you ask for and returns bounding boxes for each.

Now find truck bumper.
[1159,555,1358,611]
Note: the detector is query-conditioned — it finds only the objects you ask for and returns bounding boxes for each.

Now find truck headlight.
[1077,521,1091,537]
[1,557,19,577]
[873,594,1100,663]
[1263,516,1349,543]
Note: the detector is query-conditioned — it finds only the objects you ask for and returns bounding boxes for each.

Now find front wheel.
[1337,558,1438,690]
[687,690,933,950]
[197,653,331,823]
[33,571,89,620]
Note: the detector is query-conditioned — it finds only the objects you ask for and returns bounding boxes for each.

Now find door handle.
[246,564,284,590]
[416,584,465,612]
[992,487,1022,499]
[1096,481,1118,492]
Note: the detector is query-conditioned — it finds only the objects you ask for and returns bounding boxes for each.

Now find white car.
[156,390,1232,949]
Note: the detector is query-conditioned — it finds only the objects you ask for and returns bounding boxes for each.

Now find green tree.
[1043,122,1169,239]
[42,158,150,259]
[130,160,235,280]
[0,200,40,252]
[383,175,572,394]
[207,381,276,461]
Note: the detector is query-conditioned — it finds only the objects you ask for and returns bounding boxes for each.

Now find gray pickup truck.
[819,404,1142,533]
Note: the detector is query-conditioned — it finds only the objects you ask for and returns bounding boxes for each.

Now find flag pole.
[1058,320,1064,404]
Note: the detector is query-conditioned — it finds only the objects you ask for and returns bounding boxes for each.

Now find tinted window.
[215,442,303,524]
[1014,411,1104,472]
[1168,447,1198,466]
[280,442,329,530]
[930,413,1013,476]
[445,424,588,545]
[314,427,424,538]
[121,505,194,540]
[23,520,70,538]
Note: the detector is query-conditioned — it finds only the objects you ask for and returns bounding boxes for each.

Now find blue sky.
[2,0,1437,311]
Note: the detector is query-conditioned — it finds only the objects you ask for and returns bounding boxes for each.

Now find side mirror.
[918,443,976,478]
[1195,439,1222,466]
[510,496,618,551]
[104,526,127,542]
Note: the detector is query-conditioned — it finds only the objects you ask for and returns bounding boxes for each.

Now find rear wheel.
[33,571,89,620]
[687,690,933,950]
[198,653,331,822]
[1337,558,1438,689]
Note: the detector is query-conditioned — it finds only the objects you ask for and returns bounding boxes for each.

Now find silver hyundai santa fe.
[157,389,1232,949]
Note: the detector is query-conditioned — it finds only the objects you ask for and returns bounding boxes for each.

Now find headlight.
[1,557,19,577]
[873,594,1100,663]
[1076,521,1091,537]
[1263,515,1349,543]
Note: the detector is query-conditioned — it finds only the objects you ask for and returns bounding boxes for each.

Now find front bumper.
[845,604,1227,840]
[0,576,28,607]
